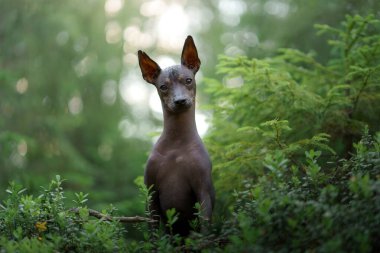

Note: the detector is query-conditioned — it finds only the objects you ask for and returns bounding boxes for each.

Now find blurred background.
[0,0,378,215]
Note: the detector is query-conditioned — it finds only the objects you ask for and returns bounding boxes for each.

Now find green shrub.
[0,176,126,252]
[220,130,380,252]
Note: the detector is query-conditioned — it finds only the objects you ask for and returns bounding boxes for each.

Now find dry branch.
[70,208,157,224]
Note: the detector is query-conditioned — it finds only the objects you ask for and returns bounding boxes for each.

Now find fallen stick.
[70,208,157,224]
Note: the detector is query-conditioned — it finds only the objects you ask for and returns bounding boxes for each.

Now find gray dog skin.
[138,36,215,236]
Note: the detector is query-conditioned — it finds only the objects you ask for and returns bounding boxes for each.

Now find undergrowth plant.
[221,129,380,252]
[0,176,126,253]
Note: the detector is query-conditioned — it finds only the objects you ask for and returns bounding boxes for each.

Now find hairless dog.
[138,36,215,236]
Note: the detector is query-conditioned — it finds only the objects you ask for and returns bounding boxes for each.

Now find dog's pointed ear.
[138,50,161,84]
[181,36,201,74]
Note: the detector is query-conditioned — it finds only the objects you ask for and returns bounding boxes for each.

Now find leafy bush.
[2,133,378,252]
[0,176,126,252]
[220,130,380,252]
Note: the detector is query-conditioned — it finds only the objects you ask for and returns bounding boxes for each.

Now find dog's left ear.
[181,36,201,74]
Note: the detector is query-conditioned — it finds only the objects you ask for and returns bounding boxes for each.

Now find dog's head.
[138,36,201,113]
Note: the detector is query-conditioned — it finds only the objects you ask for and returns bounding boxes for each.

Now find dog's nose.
[175,99,187,105]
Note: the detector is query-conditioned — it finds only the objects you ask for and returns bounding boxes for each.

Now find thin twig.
[352,70,371,114]
[70,208,157,224]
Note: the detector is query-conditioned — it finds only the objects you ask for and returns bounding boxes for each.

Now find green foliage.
[220,131,380,252]
[3,136,377,252]
[1,13,380,253]
[204,14,380,206]
[0,176,126,252]
[165,208,179,236]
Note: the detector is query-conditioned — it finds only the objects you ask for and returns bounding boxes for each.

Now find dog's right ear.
[138,50,161,84]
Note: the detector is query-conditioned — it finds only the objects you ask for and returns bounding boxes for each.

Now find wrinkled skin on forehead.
[155,65,196,113]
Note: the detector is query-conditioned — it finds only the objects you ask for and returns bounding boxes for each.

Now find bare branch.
[70,208,157,224]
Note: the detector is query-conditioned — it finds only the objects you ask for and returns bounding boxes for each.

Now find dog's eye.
[159,85,168,91]
[185,78,192,85]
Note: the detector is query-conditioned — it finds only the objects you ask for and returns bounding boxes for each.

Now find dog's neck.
[161,105,198,142]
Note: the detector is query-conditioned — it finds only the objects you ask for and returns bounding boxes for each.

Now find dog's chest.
[155,148,201,179]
